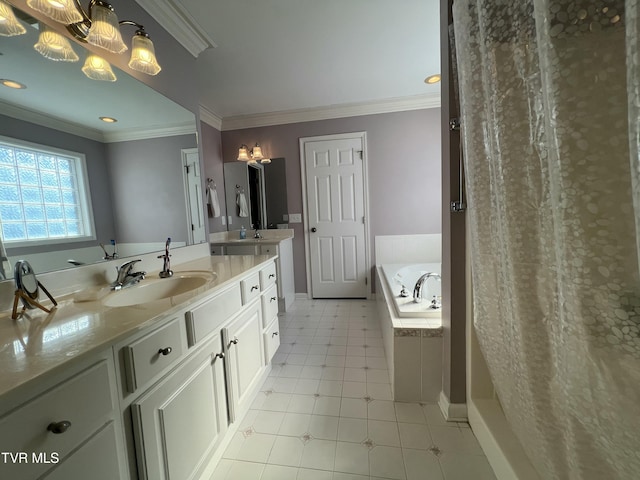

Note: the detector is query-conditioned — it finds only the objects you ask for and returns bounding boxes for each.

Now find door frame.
[181,147,206,245]
[299,132,372,299]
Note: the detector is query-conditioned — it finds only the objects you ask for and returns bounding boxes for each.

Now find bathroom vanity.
[0,247,279,480]
[210,229,295,311]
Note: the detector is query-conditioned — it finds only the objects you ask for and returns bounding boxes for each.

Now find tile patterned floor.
[212,299,496,480]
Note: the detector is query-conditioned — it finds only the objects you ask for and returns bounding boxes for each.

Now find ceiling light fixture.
[1,79,27,89]
[82,54,116,81]
[237,144,270,164]
[0,0,27,36]
[26,0,161,75]
[34,23,80,62]
[99,116,117,122]
[425,74,441,84]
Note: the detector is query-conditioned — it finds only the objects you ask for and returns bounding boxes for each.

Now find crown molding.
[135,0,216,57]
[199,105,223,131]
[0,100,104,142]
[220,93,441,131]
[102,123,197,143]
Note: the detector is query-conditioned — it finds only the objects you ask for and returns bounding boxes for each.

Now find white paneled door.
[182,148,206,245]
[303,135,367,298]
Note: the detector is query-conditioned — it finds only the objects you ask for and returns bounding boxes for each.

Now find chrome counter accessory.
[111,259,146,290]
[12,260,58,320]
[254,228,262,239]
[413,272,442,304]
[100,239,118,260]
[158,237,173,278]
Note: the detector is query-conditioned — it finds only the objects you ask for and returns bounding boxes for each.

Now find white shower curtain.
[453,1,640,478]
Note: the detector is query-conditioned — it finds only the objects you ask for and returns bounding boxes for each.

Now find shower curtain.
[453,1,640,478]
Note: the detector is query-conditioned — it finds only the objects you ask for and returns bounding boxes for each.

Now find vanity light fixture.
[34,23,79,62]
[1,79,27,89]
[237,143,270,164]
[0,0,27,36]
[424,74,441,84]
[26,0,161,75]
[82,54,116,81]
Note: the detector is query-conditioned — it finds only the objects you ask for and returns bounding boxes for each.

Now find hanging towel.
[207,185,221,218]
[237,192,249,217]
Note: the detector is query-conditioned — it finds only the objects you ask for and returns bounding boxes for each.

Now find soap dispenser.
[239,225,246,239]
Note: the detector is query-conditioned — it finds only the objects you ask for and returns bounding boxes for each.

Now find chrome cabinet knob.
[272,332,279,337]
[251,285,259,292]
[158,347,172,356]
[214,352,225,360]
[230,338,239,346]
[311,227,317,232]
[47,420,71,434]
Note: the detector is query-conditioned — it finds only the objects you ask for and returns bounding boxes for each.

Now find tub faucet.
[413,272,441,303]
[111,259,146,290]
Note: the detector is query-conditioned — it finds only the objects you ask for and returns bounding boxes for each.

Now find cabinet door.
[43,422,124,480]
[223,301,265,422]
[132,336,227,480]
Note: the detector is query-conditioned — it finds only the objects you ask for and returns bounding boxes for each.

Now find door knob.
[311,227,317,232]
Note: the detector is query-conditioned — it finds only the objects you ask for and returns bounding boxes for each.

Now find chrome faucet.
[254,228,262,239]
[111,259,146,290]
[413,272,441,304]
[158,237,173,278]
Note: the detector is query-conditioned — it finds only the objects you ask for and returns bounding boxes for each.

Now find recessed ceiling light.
[1,79,26,89]
[99,116,117,123]
[424,74,441,84]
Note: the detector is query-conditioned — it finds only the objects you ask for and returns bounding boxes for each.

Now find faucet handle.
[117,259,142,274]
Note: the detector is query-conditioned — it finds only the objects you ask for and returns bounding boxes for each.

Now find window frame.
[0,135,97,248]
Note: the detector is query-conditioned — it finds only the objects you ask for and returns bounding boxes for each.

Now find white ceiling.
[174,0,441,120]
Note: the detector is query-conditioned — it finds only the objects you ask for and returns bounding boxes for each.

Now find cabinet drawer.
[186,284,242,345]
[263,317,281,363]
[261,284,279,328]
[123,318,186,393]
[241,272,261,304]
[259,261,278,289]
[0,360,115,480]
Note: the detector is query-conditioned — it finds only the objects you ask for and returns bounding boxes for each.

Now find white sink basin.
[103,273,215,308]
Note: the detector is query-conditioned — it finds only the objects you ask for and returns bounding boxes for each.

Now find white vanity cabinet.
[211,237,295,311]
[131,333,228,480]
[0,351,127,480]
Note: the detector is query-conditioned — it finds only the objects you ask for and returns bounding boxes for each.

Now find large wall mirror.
[0,3,200,280]
[223,158,288,231]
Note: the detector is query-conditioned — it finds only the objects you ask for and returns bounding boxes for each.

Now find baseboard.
[468,398,539,480]
[438,390,468,421]
[295,293,310,300]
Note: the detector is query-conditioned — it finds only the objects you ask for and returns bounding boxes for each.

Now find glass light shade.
[0,0,27,37]
[237,145,250,161]
[128,34,161,75]
[260,158,271,164]
[82,54,116,82]
[251,144,264,160]
[86,3,127,53]
[26,0,84,24]
[34,24,79,62]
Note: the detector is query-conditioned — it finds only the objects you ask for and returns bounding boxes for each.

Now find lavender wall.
[200,122,227,234]
[221,108,441,294]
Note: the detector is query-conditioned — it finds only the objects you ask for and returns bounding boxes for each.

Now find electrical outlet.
[221,216,226,226]
[289,213,302,223]
[228,216,232,225]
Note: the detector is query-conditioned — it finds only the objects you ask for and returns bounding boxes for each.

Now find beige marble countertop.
[209,229,294,245]
[0,254,275,400]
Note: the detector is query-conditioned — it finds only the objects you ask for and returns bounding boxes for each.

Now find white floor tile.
[368,400,397,421]
[262,464,299,480]
[268,435,304,467]
[403,448,444,480]
[398,422,432,450]
[279,413,311,437]
[274,377,299,393]
[251,410,286,435]
[344,368,367,383]
[368,419,401,447]
[369,445,406,480]
[301,366,324,379]
[395,402,427,424]
[308,415,339,440]
[340,398,368,419]
[261,392,292,412]
[366,368,390,384]
[287,354,309,365]
[318,380,343,397]
[341,381,367,399]
[337,417,368,443]
[429,426,484,456]
[234,433,277,463]
[313,396,342,416]
[334,441,370,476]
[300,438,336,471]
[366,383,393,401]
[295,378,320,395]
[438,452,497,480]
[325,355,347,367]
[288,394,316,414]
[221,460,264,480]
[422,403,449,427]
[297,467,333,480]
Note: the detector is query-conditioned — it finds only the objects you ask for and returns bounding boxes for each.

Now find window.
[0,136,95,247]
